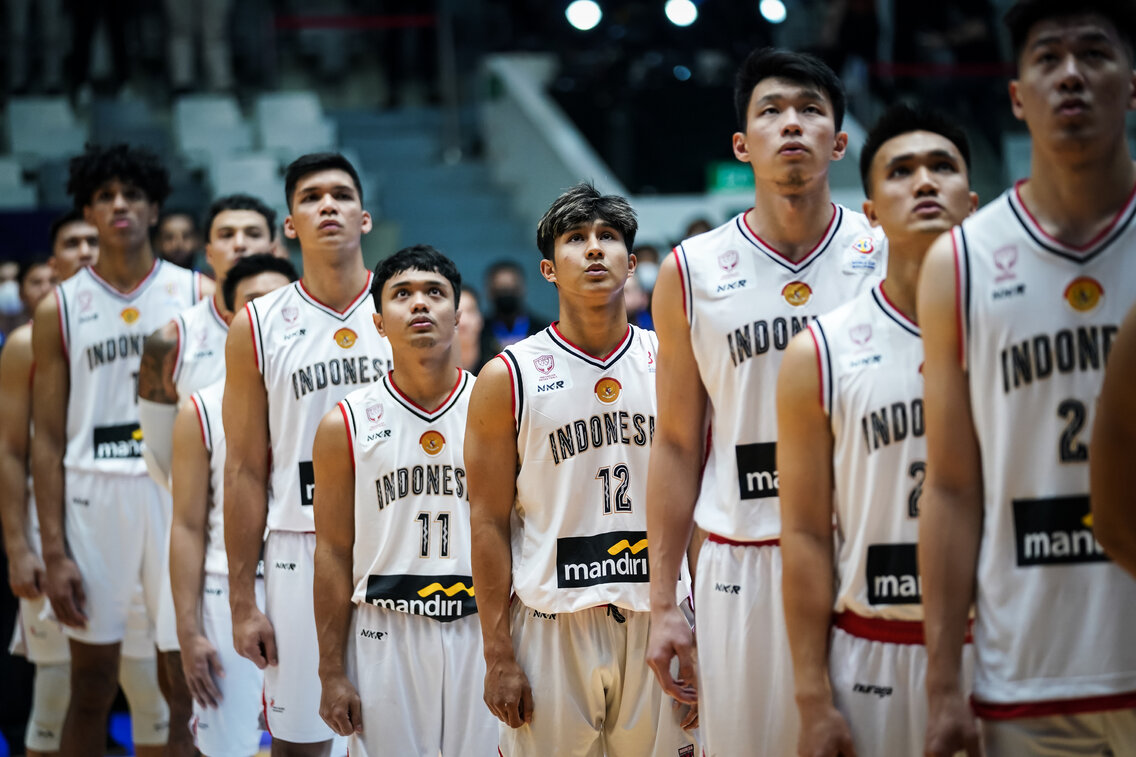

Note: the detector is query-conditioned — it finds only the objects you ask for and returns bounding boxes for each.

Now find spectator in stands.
[683,218,713,237]
[484,259,549,347]
[633,243,660,295]
[0,260,24,347]
[68,0,132,96]
[156,211,203,270]
[165,0,234,93]
[624,271,653,330]
[457,285,500,373]
[6,0,66,94]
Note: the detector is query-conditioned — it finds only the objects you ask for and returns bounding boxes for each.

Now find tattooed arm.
[138,320,180,488]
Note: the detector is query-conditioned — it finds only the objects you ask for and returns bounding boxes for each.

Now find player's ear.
[731,131,751,163]
[360,211,373,235]
[832,131,848,161]
[627,252,637,277]
[862,197,880,227]
[1009,80,1024,121]
[540,257,556,285]
[283,216,298,239]
[373,311,387,337]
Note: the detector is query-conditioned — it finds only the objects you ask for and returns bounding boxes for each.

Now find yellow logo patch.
[120,307,140,324]
[1064,277,1103,313]
[782,281,812,307]
[419,430,445,456]
[333,327,357,348]
[594,377,622,404]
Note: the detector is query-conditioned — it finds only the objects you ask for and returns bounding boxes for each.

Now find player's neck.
[1022,143,1136,247]
[879,243,923,324]
[211,289,230,320]
[299,253,369,312]
[745,184,834,263]
[388,358,459,412]
[92,244,157,291]
[555,300,630,358]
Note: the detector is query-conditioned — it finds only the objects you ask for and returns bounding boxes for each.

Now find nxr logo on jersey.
[1064,277,1104,313]
[93,423,144,459]
[782,281,811,307]
[366,573,477,621]
[1013,495,1108,566]
[299,461,315,506]
[735,442,778,499]
[537,380,566,393]
[557,530,649,588]
[866,543,921,604]
[419,430,445,456]
[334,327,358,348]
[120,307,140,324]
[716,279,748,293]
[594,377,621,404]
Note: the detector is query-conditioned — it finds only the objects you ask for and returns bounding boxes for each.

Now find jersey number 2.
[1058,399,1088,462]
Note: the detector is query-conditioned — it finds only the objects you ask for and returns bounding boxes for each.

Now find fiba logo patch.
[782,281,812,307]
[594,377,621,404]
[718,250,739,272]
[534,354,555,375]
[333,327,357,348]
[419,430,445,456]
[1064,277,1103,313]
[852,236,875,254]
[282,305,298,324]
[120,306,140,324]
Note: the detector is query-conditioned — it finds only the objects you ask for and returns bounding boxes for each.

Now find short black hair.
[67,143,170,210]
[371,244,462,313]
[222,253,299,311]
[486,259,524,282]
[1004,0,1136,64]
[535,182,638,261]
[734,47,846,132]
[18,255,53,288]
[205,194,277,241]
[283,152,363,211]
[49,209,87,248]
[860,103,972,197]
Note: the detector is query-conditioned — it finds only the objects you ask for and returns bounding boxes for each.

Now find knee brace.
[25,662,70,753]
[118,655,171,746]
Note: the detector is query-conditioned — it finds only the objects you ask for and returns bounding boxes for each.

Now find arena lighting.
[566,0,603,31]
[759,0,787,24]
[664,0,698,27]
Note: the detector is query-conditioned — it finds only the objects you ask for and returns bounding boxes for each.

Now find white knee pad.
[25,662,70,753]
[118,655,171,746]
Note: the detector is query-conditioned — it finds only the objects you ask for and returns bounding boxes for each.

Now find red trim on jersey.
[551,322,631,361]
[672,247,688,321]
[1013,178,1136,253]
[809,327,824,409]
[876,281,918,330]
[708,533,780,548]
[835,611,926,645]
[244,303,261,374]
[339,402,356,473]
[87,258,160,297]
[497,355,517,421]
[951,231,965,368]
[386,368,463,414]
[53,289,68,359]
[298,273,373,315]
[741,204,837,265]
[973,689,1136,721]
[262,685,273,738]
[191,394,208,448]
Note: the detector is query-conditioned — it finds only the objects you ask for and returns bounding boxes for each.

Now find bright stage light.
[664,0,698,26]
[566,0,603,31]
[759,0,787,24]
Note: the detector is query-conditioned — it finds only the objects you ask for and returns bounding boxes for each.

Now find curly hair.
[67,143,171,210]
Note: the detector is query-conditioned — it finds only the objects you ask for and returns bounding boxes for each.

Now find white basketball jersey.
[340,370,477,622]
[677,208,886,541]
[56,261,204,475]
[173,295,228,399]
[957,184,1136,709]
[503,324,657,614]
[249,276,393,533]
[811,283,925,621]
[191,379,230,575]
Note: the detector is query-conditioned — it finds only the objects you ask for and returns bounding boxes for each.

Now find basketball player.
[170,254,298,757]
[918,2,1136,754]
[643,48,885,757]
[311,245,496,756]
[467,183,694,756]
[1091,301,1136,579]
[224,152,392,756]
[777,104,977,757]
[139,193,279,489]
[1,211,168,757]
[31,143,207,755]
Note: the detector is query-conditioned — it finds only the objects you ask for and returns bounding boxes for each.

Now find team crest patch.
[333,328,357,348]
[282,306,299,324]
[366,403,384,424]
[782,281,811,307]
[718,250,739,272]
[166,282,178,295]
[1064,277,1103,313]
[120,306,140,324]
[534,354,555,375]
[850,323,872,348]
[78,291,93,312]
[852,236,875,254]
[994,245,1018,282]
[419,430,445,456]
[594,377,621,404]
